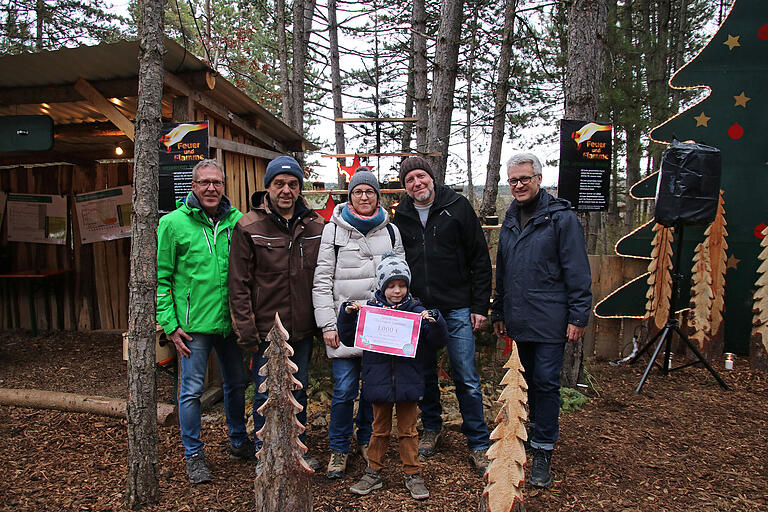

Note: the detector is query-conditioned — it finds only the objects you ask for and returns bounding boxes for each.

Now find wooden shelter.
[0,39,310,333]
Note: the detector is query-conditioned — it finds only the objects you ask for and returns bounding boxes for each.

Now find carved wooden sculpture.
[253,313,313,512]
[689,240,714,352]
[645,224,675,331]
[705,192,728,353]
[478,341,527,512]
[750,226,768,371]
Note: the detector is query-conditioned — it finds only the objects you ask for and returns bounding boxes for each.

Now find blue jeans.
[517,341,565,451]
[328,357,373,452]
[419,307,490,451]
[178,332,248,459]
[251,336,313,450]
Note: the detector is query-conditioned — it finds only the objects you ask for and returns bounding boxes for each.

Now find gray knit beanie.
[376,252,411,292]
[348,168,380,199]
[399,156,434,184]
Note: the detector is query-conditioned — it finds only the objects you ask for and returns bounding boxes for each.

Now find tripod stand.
[630,224,730,393]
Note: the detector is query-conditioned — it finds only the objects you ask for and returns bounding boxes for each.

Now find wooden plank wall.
[583,255,649,360]
[1,117,270,333]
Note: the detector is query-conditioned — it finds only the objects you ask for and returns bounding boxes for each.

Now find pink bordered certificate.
[354,305,421,358]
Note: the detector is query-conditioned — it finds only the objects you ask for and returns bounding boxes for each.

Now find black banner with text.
[558,119,612,211]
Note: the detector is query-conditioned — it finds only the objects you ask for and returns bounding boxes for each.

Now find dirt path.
[1,332,766,511]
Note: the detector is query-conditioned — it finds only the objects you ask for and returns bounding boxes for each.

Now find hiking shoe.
[359,443,369,465]
[418,428,444,458]
[326,450,349,479]
[528,449,553,488]
[349,467,383,496]
[523,439,533,455]
[405,472,430,500]
[303,454,321,472]
[229,438,256,462]
[470,449,489,476]
[186,452,211,484]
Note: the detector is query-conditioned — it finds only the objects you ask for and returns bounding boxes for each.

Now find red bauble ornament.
[755,222,768,239]
[758,24,768,40]
[728,123,744,139]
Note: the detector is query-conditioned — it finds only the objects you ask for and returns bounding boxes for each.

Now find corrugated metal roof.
[0,39,310,150]
[0,39,208,88]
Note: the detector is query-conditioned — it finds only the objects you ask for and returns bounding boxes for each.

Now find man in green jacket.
[157,159,250,485]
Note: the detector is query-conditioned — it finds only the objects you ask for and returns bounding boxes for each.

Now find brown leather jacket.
[228,191,324,348]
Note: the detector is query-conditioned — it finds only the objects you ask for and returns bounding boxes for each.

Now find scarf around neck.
[342,203,385,235]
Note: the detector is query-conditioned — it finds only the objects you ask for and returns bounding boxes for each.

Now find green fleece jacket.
[156,192,243,336]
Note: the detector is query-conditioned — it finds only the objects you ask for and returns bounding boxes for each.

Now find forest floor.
[0,331,766,511]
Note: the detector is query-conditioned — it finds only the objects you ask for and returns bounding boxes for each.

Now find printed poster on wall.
[0,191,6,231]
[6,193,67,244]
[558,119,613,211]
[159,121,209,214]
[74,186,132,244]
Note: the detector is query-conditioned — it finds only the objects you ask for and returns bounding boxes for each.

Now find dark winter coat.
[393,184,492,315]
[337,291,448,403]
[490,189,592,343]
[228,191,324,348]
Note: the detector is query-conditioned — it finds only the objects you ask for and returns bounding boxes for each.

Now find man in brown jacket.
[228,155,324,471]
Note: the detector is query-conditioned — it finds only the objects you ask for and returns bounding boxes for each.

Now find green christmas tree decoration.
[597,0,768,355]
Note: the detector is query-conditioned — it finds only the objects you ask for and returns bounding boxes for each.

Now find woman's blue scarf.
[341,204,385,235]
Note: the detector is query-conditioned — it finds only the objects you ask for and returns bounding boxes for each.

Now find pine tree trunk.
[562,0,609,388]
[328,0,346,187]
[412,0,429,153]
[479,0,518,219]
[427,0,465,183]
[277,0,292,126]
[402,50,416,154]
[464,4,480,207]
[291,0,307,135]
[126,0,163,507]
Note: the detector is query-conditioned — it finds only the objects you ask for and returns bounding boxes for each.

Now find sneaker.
[470,449,489,476]
[229,438,256,462]
[186,452,211,484]
[528,449,553,488]
[303,454,321,472]
[349,467,383,496]
[418,428,444,458]
[404,472,429,500]
[326,450,349,479]
[359,443,369,465]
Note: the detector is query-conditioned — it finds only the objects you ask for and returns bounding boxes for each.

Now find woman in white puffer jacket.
[312,169,405,479]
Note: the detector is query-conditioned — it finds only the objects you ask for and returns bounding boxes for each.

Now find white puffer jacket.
[312,203,405,358]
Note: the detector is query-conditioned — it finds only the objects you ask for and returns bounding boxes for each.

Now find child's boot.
[405,472,429,500]
[349,467,383,495]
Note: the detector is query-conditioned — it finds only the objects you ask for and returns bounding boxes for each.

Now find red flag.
[315,193,336,222]
[501,334,516,357]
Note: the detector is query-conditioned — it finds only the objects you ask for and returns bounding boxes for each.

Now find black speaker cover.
[654,140,721,227]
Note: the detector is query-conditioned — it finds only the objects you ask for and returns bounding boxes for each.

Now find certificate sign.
[6,193,67,244]
[354,305,421,358]
[75,186,132,244]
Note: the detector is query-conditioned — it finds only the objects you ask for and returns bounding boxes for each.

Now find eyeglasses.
[507,175,537,187]
[194,179,225,189]
[351,189,377,198]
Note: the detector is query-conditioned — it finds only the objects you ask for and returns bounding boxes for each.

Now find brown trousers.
[368,401,420,475]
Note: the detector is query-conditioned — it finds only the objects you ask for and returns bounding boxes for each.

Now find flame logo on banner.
[160,123,208,152]
[572,122,612,150]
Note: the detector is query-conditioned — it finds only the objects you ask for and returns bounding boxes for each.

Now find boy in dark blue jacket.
[338,252,448,500]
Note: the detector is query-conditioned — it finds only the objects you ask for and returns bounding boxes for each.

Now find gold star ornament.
[694,112,711,127]
[724,35,741,50]
[734,92,750,107]
[726,254,741,270]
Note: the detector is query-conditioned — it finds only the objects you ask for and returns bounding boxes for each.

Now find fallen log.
[0,388,177,426]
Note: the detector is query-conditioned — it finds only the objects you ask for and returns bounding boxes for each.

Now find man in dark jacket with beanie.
[228,154,324,473]
[491,152,592,489]
[393,156,492,476]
